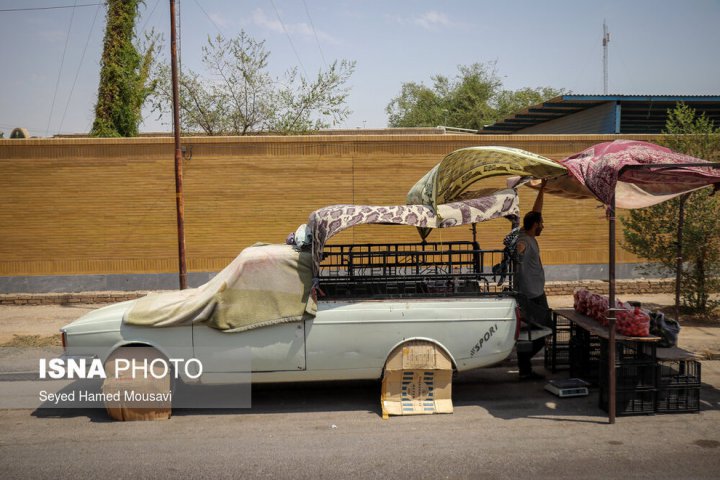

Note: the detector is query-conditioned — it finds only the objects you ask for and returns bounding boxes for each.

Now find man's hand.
[532,179,546,213]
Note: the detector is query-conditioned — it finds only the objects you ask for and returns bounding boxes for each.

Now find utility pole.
[170,0,188,290]
[603,20,610,95]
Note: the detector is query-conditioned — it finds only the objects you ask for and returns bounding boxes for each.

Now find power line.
[139,0,161,34]
[58,3,101,133]
[192,0,224,35]
[45,0,79,136]
[0,3,102,13]
[301,0,327,68]
[270,0,307,77]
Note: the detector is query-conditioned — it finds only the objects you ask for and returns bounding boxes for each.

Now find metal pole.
[609,162,719,422]
[170,0,187,290]
[603,21,610,95]
[675,194,687,322]
[608,196,617,424]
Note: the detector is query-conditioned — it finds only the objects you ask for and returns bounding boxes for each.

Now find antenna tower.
[603,21,610,94]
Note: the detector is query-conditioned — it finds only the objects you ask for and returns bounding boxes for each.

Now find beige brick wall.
[0,133,660,277]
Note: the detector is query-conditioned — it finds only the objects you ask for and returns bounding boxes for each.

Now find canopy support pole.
[608,196,617,424]
[606,162,720,425]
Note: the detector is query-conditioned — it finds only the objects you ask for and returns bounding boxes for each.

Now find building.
[481,95,720,134]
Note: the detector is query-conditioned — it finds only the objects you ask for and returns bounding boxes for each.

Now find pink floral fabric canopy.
[559,140,720,208]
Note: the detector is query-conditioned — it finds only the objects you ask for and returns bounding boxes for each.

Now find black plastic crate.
[600,339,656,365]
[600,361,658,390]
[657,359,701,387]
[599,387,656,416]
[544,341,570,371]
[544,314,572,372]
[656,385,700,414]
[554,314,572,332]
[554,328,572,344]
[569,329,602,384]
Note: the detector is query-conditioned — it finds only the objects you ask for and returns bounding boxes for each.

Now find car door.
[192,321,306,373]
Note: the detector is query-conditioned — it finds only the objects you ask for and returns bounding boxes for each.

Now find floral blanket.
[307,190,519,276]
[560,140,720,208]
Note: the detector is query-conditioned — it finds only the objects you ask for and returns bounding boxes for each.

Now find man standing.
[516,181,550,380]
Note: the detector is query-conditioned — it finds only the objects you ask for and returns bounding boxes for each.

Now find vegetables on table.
[572,288,650,337]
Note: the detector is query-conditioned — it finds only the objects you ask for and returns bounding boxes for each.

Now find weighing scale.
[544,378,590,398]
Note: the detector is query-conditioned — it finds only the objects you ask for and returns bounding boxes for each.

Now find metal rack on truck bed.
[317,241,514,299]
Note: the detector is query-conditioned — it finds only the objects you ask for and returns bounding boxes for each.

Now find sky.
[1,0,719,137]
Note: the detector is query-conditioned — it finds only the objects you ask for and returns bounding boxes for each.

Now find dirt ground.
[0,292,718,356]
[0,303,94,345]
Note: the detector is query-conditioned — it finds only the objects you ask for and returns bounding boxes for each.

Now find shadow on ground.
[30,359,719,423]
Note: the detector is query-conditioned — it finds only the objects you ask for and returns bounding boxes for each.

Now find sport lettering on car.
[469,324,498,358]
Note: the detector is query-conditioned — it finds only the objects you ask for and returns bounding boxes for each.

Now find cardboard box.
[381,341,453,418]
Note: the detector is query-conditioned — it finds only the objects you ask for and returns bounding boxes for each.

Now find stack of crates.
[598,340,658,416]
[544,313,571,372]
[555,313,703,415]
[656,359,701,414]
[569,326,603,385]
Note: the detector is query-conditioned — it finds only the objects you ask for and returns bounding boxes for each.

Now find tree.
[622,104,720,313]
[91,0,156,137]
[151,32,355,135]
[385,62,564,129]
[495,86,565,122]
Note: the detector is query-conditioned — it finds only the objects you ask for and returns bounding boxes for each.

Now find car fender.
[382,336,458,373]
[102,340,199,387]
[103,340,173,362]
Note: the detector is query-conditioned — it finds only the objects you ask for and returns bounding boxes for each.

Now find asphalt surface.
[1,364,720,479]
[1,300,720,479]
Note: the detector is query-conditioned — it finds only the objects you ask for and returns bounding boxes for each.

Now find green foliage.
[151,32,355,135]
[91,0,156,137]
[621,104,720,312]
[385,62,565,129]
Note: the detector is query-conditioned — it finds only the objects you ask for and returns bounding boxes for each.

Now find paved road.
[2,363,720,479]
[1,301,720,478]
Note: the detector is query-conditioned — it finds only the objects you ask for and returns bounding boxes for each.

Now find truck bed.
[317,241,515,299]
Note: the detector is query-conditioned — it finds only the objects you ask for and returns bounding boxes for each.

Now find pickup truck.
[60,198,547,391]
[61,242,524,378]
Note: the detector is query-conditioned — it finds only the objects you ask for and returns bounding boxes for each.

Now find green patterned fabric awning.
[407,146,567,209]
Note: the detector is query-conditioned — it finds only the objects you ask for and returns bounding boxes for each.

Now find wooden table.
[550,308,702,417]
[553,308,660,343]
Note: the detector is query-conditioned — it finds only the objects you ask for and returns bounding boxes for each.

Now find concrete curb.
[0,279,678,306]
[0,291,149,306]
[544,278,676,296]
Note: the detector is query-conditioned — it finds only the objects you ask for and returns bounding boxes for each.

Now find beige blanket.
[124,244,315,331]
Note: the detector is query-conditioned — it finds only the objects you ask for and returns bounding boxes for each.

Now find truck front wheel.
[102,345,172,421]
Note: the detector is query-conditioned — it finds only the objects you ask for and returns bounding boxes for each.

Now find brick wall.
[0,133,660,278]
